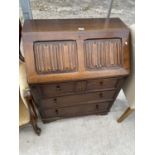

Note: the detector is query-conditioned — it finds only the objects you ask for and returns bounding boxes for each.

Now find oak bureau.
[22,18,130,123]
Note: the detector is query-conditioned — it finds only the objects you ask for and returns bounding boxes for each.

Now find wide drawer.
[57,90,115,106]
[42,102,110,118]
[39,90,115,110]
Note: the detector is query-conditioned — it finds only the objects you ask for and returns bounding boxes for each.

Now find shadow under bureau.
[22,18,130,123]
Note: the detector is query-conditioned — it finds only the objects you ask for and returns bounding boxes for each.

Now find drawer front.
[87,78,118,91]
[39,90,115,110]
[40,82,75,98]
[75,81,87,92]
[41,109,57,118]
[40,98,57,109]
[57,90,115,107]
[42,102,110,118]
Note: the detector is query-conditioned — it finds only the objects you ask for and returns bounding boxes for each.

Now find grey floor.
[19,91,135,155]
[19,1,135,155]
[20,0,135,26]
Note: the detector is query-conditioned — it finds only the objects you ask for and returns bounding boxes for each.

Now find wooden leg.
[117,107,134,123]
[29,100,41,135]
[24,89,41,136]
[31,118,41,136]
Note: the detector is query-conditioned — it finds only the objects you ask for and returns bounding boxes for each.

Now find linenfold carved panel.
[84,39,122,70]
[34,41,78,74]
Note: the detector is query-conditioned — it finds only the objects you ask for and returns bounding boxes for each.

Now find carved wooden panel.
[84,39,122,70]
[34,41,78,74]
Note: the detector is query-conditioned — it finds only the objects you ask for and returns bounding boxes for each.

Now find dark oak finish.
[34,40,78,74]
[22,18,130,123]
[84,39,123,70]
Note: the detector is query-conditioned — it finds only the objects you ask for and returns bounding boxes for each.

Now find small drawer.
[40,98,57,109]
[40,82,75,98]
[86,78,118,91]
[57,90,115,108]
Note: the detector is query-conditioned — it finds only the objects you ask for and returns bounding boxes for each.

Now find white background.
[0,0,155,154]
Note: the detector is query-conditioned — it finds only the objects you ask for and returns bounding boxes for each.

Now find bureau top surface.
[22,18,128,33]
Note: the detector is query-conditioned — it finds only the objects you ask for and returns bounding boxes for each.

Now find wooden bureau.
[22,18,130,123]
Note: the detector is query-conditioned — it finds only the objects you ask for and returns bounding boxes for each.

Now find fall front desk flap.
[22,18,130,84]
